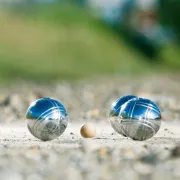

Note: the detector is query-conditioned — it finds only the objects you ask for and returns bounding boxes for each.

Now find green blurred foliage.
[0,1,179,83]
[160,0,180,41]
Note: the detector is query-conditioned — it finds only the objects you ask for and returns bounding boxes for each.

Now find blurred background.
[0,0,180,83]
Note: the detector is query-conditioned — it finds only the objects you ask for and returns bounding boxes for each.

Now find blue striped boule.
[26,98,68,141]
[110,96,161,141]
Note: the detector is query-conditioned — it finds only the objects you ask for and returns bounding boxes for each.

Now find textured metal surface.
[110,96,161,141]
[26,98,68,141]
[109,95,137,136]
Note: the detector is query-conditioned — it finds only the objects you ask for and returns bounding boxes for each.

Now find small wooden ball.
[80,123,96,138]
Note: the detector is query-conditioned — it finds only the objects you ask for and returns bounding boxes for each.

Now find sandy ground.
[0,121,180,180]
[0,75,180,180]
[0,121,180,149]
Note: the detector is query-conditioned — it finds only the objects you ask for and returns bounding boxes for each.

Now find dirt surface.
[0,74,180,180]
[0,121,180,180]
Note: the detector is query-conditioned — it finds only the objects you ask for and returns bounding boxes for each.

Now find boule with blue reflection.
[109,95,137,136]
[26,98,68,141]
[119,97,161,141]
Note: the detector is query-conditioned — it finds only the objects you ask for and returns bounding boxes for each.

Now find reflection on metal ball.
[110,96,161,141]
[109,95,137,136]
[26,98,68,141]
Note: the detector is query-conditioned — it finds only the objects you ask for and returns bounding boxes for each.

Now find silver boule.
[119,98,161,141]
[26,98,68,141]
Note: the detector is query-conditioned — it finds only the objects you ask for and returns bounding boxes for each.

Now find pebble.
[171,145,180,157]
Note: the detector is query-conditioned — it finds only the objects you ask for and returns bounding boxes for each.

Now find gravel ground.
[0,74,180,180]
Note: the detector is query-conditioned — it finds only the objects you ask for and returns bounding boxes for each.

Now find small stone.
[87,109,100,119]
[139,152,158,164]
[143,144,148,149]
[171,145,180,157]
[0,95,10,106]
[98,147,106,157]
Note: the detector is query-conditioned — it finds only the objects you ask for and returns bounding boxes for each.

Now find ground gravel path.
[0,121,180,180]
[0,74,180,180]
